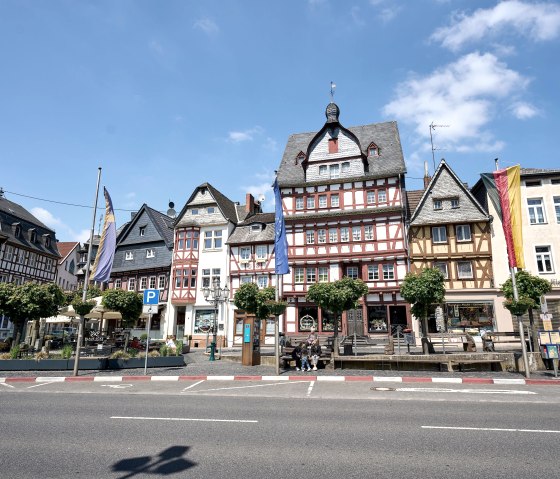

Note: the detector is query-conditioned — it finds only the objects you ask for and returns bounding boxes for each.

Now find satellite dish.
[258,194,265,203]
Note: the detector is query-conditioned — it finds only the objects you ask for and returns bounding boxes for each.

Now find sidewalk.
[1,350,560,385]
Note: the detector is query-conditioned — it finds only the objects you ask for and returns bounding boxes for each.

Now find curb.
[1,375,560,385]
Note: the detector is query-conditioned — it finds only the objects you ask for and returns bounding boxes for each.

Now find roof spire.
[330,81,336,101]
[325,82,340,123]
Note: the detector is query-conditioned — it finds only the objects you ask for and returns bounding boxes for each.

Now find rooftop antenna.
[97,213,103,236]
[429,122,450,172]
[494,158,499,171]
[330,81,336,101]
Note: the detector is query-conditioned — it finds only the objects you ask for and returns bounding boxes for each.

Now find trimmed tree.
[307,277,369,353]
[0,282,64,345]
[501,270,552,352]
[233,283,277,320]
[400,268,445,354]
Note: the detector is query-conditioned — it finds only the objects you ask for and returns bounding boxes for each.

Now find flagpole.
[73,167,102,376]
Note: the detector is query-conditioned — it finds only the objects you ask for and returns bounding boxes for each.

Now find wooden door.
[346,308,364,336]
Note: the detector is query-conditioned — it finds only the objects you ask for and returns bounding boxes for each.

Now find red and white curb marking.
[1,375,559,385]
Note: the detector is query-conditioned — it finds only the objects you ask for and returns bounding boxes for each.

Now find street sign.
[143,289,159,305]
[142,305,158,315]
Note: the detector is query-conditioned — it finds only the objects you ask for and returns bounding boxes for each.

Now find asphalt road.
[2,379,560,478]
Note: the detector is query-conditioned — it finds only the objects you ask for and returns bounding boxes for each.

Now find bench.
[281,346,332,370]
[427,333,475,352]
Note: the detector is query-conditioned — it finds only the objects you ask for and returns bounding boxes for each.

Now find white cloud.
[368,0,401,23]
[431,0,560,51]
[148,39,164,55]
[383,52,530,151]
[193,18,219,35]
[227,126,264,143]
[510,101,539,119]
[31,207,64,230]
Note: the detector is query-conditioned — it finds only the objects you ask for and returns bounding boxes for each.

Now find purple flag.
[91,187,116,283]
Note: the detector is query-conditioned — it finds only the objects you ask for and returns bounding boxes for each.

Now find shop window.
[194,309,214,334]
[368,306,388,333]
[299,306,318,332]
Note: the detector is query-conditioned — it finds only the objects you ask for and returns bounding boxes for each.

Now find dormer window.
[319,165,327,176]
[44,235,51,247]
[328,138,339,154]
[29,228,37,243]
[433,200,443,210]
[341,162,350,174]
[251,224,262,232]
[191,209,198,215]
[329,164,340,179]
[139,226,146,236]
[368,143,379,157]
[146,249,155,258]
[451,198,460,209]
[207,207,215,214]
[125,251,134,261]
[12,223,21,237]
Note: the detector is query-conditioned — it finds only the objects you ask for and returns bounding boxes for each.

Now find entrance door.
[389,306,408,337]
[346,308,364,336]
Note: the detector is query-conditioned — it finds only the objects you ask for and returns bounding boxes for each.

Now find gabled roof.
[57,241,80,263]
[0,194,60,257]
[410,159,489,226]
[277,105,406,187]
[175,183,238,226]
[117,204,174,248]
[227,213,275,245]
[405,190,424,220]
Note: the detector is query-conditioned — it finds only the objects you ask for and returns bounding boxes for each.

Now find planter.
[0,359,36,371]
[68,358,108,370]
[106,356,185,369]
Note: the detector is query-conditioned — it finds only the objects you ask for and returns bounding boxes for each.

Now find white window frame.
[295,197,304,210]
[433,200,442,210]
[457,261,473,279]
[456,224,471,242]
[139,226,146,236]
[317,229,326,244]
[240,247,251,261]
[306,267,316,283]
[146,249,155,258]
[329,164,340,179]
[432,226,447,243]
[340,227,349,242]
[294,267,304,284]
[241,276,253,285]
[377,189,387,203]
[158,275,166,289]
[149,276,157,289]
[329,228,338,243]
[306,196,315,209]
[383,264,394,280]
[114,278,122,289]
[257,275,268,288]
[318,267,329,282]
[341,162,350,174]
[204,230,222,249]
[319,165,327,176]
[368,265,379,281]
[346,266,358,279]
[306,230,315,244]
[319,195,327,208]
[352,226,361,242]
[527,198,546,224]
[125,251,134,261]
[535,246,554,273]
[140,277,147,290]
[367,191,375,204]
[256,245,267,260]
[554,197,560,223]
[364,225,373,241]
[451,198,459,209]
[128,278,136,291]
[433,262,449,279]
[331,194,339,207]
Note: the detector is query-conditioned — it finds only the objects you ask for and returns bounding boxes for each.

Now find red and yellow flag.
[480,166,524,269]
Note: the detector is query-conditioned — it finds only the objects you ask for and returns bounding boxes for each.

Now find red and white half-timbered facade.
[276,102,410,337]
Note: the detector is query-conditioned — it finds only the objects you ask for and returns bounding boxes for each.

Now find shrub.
[174,340,183,356]
[110,350,131,360]
[128,348,138,358]
[0,352,11,360]
[9,345,20,359]
[159,345,168,357]
[140,333,148,341]
[61,345,73,359]
[35,350,49,361]
[148,350,160,358]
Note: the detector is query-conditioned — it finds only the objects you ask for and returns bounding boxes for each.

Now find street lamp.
[202,277,229,361]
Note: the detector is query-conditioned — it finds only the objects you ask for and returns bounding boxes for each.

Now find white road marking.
[204,381,301,392]
[100,384,133,389]
[111,416,257,423]
[27,382,57,389]
[306,381,315,397]
[423,426,560,434]
[396,387,536,395]
[181,380,205,391]
[0,382,15,389]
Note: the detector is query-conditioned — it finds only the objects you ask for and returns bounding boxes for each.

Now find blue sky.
[1,0,559,242]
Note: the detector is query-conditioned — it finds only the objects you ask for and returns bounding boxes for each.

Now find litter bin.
[343,344,353,355]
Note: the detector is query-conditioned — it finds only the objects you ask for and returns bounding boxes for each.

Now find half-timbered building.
[166,184,263,348]
[227,211,276,345]
[0,190,60,338]
[408,159,496,333]
[276,102,410,338]
[108,204,174,338]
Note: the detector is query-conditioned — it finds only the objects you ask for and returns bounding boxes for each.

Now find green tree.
[501,270,552,351]
[307,277,369,352]
[0,282,64,345]
[233,283,276,319]
[102,289,143,328]
[400,268,446,354]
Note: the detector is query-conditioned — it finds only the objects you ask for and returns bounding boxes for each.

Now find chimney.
[423,161,431,189]
[245,193,255,214]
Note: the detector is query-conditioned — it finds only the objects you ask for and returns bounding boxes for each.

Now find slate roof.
[520,168,560,177]
[405,190,424,220]
[0,194,60,257]
[227,213,275,244]
[410,160,489,226]
[277,108,406,186]
[175,183,238,226]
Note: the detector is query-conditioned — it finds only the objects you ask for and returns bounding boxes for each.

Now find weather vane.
[330,81,336,101]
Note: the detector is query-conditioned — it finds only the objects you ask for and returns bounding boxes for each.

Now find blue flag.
[91,187,117,283]
[274,179,290,275]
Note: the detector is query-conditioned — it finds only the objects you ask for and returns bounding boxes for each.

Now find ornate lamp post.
[202,277,229,361]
